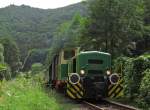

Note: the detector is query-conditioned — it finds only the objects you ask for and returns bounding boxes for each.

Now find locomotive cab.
[48,48,78,90]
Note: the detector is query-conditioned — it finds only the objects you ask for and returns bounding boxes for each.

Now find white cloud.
[0,0,82,9]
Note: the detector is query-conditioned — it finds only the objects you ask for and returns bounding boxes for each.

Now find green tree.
[0,44,4,63]
[45,14,86,65]
[0,38,21,76]
[0,43,11,80]
[83,0,144,57]
[54,13,85,48]
[143,0,150,52]
[144,0,150,24]
[0,64,11,80]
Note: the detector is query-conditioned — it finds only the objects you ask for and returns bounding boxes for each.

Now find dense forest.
[0,3,86,70]
[0,0,150,109]
[47,0,150,62]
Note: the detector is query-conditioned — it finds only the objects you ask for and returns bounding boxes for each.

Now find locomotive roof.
[79,51,111,56]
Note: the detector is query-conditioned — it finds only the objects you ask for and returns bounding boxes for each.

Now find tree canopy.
[82,0,145,57]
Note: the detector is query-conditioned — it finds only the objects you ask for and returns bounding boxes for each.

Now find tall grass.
[0,75,61,110]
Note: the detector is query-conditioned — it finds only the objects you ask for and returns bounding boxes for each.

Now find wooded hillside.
[0,3,86,62]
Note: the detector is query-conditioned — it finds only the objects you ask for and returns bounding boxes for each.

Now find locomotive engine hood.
[77,51,111,77]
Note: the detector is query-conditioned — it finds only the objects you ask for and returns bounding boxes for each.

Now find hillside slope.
[0,3,86,60]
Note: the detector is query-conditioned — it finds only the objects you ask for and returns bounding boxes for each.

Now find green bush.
[114,55,150,99]
[31,63,43,75]
[113,56,131,75]
[113,57,134,97]
[122,58,134,97]
[130,56,150,96]
[0,64,11,80]
[138,69,150,108]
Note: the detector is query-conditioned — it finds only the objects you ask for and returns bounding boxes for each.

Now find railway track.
[83,99,138,110]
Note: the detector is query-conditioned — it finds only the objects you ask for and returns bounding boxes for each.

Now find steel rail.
[83,101,105,110]
[83,99,139,110]
[102,99,138,110]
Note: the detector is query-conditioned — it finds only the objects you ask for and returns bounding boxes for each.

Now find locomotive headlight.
[80,70,85,75]
[106,70,111,75]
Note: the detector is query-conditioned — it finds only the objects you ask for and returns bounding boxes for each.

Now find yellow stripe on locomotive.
[108,74,124,98]
[67,82,84,99]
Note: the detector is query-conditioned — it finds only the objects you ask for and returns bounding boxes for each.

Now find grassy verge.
[0,75,61,110]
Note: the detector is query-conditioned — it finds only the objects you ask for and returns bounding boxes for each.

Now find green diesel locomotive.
[47,48,123,99]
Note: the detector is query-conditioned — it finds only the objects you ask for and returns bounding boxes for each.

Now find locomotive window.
[64,50,75,60]
[88,59,103,64]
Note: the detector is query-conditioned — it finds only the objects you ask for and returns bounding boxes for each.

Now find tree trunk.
[110,38,114,59]
[105,39,108,52]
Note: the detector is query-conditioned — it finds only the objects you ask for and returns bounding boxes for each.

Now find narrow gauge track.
[83,99,138,110]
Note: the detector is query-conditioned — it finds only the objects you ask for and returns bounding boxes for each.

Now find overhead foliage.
[144,0,150,25]
[82,0,144,57]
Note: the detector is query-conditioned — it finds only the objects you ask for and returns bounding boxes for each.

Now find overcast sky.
[0,0,82,9]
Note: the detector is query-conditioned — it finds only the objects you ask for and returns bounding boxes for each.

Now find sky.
[0,0,82,9]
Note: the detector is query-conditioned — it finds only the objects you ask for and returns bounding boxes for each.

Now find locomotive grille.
[88,59,103,64]
[94,76,104,82]
[88,70,102,74]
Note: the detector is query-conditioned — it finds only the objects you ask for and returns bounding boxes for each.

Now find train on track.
[46,48,123,100]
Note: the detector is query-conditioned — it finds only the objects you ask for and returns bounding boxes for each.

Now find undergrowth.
[0,74,61,110]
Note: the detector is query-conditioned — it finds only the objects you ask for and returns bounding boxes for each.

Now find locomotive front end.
[76,51,111,99]
[66,50,122,100]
